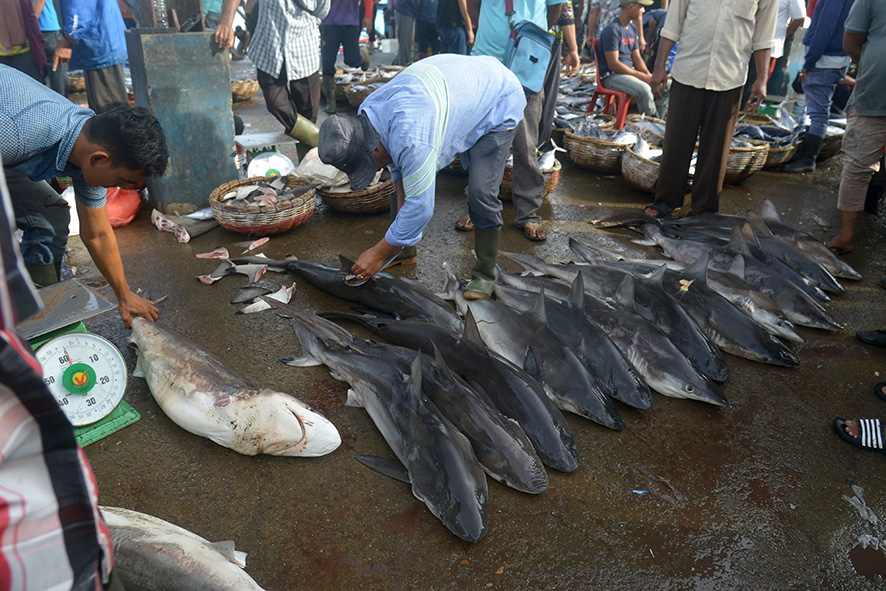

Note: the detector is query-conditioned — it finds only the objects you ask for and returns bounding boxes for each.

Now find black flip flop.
[875,382,886,402]
[828,245,852,256]
[833,417,886,455]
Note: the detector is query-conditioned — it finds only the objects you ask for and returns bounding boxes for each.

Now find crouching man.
[318,53,526,299]
[0,64,168,327]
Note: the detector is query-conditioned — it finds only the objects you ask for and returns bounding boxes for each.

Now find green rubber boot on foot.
[323,76,336,114]
[463,228,500,300]
[25,261,60,289]
[287,115,319,148]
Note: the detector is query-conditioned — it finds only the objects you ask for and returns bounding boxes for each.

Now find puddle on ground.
[849,543,886,582]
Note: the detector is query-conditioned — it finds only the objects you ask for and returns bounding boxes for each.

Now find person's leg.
[6,171,70,286]
[602,73,657,117]
[41,31,69,97]
[512,92,546,237]
[84,63,128,114]
[786,66,845,172]
[538,42,563,152]
[320,25,344,114]
[828,108,886,253]
[341,24,367,70]
[649,80,701,215]
[689,85,742,214]
[464,126,519,298]
[257,66,319,147]
[289,71,321,124]
[395,13,415,65]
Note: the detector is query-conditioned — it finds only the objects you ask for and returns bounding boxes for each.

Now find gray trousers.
[42,31,69,97]
[395,12,415,66]
[466,127,520,231]
[512,90,546,227]
[85,63,128,114]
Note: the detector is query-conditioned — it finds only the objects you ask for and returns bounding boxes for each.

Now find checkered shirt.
[248,0,331,82]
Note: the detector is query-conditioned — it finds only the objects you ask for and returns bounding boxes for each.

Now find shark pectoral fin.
[208,541,247,568]
[281,355,323,368]
[345,388,363,407]
[522,346,542,382]
[354,454,411,484]
[132,350,146,379]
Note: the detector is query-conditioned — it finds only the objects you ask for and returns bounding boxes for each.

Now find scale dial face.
[35,333,128,426]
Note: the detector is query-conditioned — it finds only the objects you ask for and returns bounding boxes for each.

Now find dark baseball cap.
[317,113,380,190]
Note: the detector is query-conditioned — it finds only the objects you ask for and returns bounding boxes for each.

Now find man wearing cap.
[597,0,668,118]
[318,53,526,299]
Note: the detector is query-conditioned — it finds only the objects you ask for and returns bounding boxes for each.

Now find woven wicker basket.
[624,114,667,143]
[345,77,384,107]
[564,130,628,174]
[231,79,259,102]
[764,143,799,168]
[553,114,615,148]
[724,139,770,183]
[499,159,561,200]
[621,146,660,193]
[318,179,393,214]
[818,121,846,161]
[209,176,316,235]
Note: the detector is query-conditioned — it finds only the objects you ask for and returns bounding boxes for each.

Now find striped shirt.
[0,164,113,591]
[360,54,526,247]
[0,64,105,209]
[247,0,330,82]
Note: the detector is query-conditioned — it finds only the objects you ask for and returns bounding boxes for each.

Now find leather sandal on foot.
[833,417,886,454]
[875,382,886,402]
[642,202,679,219]
[522,222,546,242]
[454,217,474,232]
[828,245,852,256]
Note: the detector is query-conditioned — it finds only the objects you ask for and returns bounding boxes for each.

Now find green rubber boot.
[323,76,337,115]
[386,191,416,267]
[463,227,501,300]
[25,261,59,289]
[287,116,319,148]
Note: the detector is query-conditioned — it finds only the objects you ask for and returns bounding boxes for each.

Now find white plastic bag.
[294,147,350,188]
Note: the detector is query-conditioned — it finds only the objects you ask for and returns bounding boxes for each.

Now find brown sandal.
[454,216,474,231]
[522,222,547,242]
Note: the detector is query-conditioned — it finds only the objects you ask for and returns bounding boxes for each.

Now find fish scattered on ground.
[130,317,341,456]
[236,282,296,314]
[101,506,267,591]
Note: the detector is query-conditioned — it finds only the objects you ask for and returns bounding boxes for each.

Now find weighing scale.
[18,279,141,446]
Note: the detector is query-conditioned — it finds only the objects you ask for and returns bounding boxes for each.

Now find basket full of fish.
[624,114,667,143]
[564,117,638,174]
[621,135,696,193]
[723,138,770,183]
[552,109,614,146]
[734,110,802,168]
[500,150,562,200]
[318,177,394,215]
[209,175,317,235]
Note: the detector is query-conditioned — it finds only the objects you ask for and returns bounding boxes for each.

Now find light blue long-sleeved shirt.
[359,54,525,247]
[0,65,105,208]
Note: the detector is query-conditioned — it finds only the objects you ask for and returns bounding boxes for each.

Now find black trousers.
[257,66,321,126]
[654,80,742,214]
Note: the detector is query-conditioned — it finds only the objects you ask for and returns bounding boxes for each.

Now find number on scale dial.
[35,333,128,426]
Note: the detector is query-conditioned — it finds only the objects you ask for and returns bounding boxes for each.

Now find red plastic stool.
[589,39,631,130]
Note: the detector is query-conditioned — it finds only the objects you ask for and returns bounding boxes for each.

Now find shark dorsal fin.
[615,274,636,308]
[530,286,548,324]
[339,255,357,272]
[462,308,485,347]
[725,254,746,279]
[431,342,456,382]
[759,199,782,224]
[647,265,667,286]
[726,226,753,256]
[522,346,542,382]
[684,252,710,282]
[741,222,763,249]
[409,351,423,397]
[568,273,586,312]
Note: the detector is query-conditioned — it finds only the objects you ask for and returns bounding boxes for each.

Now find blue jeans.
[6,171,70,264]
[802,66,847,138]
[438,26,467,55]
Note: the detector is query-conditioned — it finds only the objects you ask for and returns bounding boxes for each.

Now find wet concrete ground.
[62,53,886,589]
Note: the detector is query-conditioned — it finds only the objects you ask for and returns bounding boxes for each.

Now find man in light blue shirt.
[0,64,167,327]
[467,0,565,241]
[319,54,526,299]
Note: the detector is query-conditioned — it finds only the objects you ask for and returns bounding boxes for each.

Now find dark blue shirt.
[597,17,638,80]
